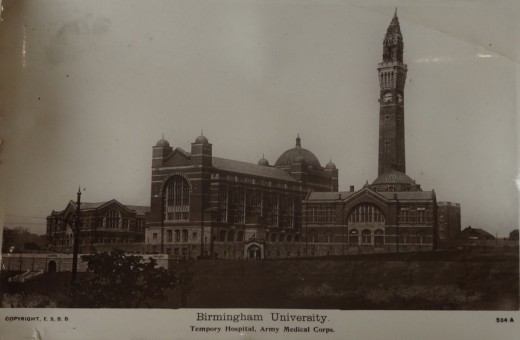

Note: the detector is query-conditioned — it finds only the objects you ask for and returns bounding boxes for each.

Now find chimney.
[349,185,354,192]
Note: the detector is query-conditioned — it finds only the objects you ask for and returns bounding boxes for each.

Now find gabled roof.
[212,157,298,182]
[307,191,354,201]
[80,202,108,209]
[379,191,434,201]
[461,227,494,238]
[164,147,191,161]
[58,199,149,216]
[306,188,434,202]
[124,205,150,215]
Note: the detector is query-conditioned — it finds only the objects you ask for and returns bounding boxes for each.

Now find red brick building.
[437,202,461,240]
[145,134,337,259]
[45,12,459,259]
[46,200,148,253]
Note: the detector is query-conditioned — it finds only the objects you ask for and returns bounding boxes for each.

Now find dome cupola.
[275,135,321,168]
[258,154,269,166]
[325,158,336,170]
[195,130,209,144]
[155,134,170,147]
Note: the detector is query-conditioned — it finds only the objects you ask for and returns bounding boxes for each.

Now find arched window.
[278,234,285,242]
[164,176,190,221]
[361,230,372,244]
[270,233,277,242]
[106,210,121,228]
[237,231,244,241]
[174,230,180,242]
[348,204,385,224]
[374,229,384,246]
[167,230,173,243]
[182,229,188,243]
[227,231,235,242]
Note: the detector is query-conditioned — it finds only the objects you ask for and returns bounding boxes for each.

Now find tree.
[71,249,176,308]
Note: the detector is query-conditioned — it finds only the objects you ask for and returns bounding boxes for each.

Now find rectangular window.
[269,193,279,227]
[192,232,197,240]
[153,233,157,240]
[237,190,245,224]
[417,207,426,223]
[218,187,228,222]
[252,191,262,217]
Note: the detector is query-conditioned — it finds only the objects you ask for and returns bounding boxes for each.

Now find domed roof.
[325,159,336,170]
[295,155,305,163]
[275,135,321,168]
[371,170,415,185]
[195,133,209,144]
[258,155,269,166]
[155,135,170,147]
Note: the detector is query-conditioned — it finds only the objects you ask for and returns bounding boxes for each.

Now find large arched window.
[348,204,385,224]
[164,176,190,221]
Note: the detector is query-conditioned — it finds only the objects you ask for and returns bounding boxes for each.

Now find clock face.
[397,93,403,103]
[382,92,393,103]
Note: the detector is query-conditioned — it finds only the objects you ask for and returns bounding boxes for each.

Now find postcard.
[0,0,518,339]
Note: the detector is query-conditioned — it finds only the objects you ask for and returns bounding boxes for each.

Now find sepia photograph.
[0,0,518,338]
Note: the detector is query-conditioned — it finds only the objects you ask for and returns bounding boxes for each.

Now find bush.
[71,249,176,308]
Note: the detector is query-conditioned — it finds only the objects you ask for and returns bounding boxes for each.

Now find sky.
[0,0,518,237]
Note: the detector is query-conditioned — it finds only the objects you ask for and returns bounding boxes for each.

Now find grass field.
[1,249,518,310]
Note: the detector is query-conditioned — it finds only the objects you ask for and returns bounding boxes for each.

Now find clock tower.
[377,10,407,176]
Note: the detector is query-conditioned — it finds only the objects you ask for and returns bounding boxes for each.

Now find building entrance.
[47,260,57,272]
